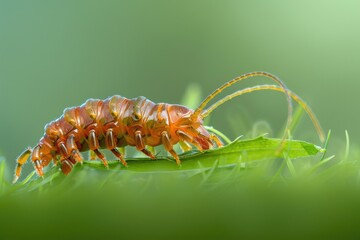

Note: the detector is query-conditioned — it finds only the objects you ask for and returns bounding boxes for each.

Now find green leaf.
[81,136,323,172]
[12,136,323,190]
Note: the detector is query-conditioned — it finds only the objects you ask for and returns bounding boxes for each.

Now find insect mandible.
[13,72,325,183]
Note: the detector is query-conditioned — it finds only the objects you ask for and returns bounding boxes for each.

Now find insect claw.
[12,175,19,184]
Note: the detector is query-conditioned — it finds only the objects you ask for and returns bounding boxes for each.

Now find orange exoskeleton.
[14,72,324,183]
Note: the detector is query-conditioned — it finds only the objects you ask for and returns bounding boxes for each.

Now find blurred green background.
[2,1,360,239]
[1,0,359,168]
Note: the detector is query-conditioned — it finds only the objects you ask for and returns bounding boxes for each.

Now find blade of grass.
[320,130,332,161]
[0,158,6,194]
[307,155,335,175]
[284,130,296,177]
[344,130,350,162]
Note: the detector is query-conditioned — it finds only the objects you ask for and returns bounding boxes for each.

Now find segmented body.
[14,72,325,183]
[14,95,218,181]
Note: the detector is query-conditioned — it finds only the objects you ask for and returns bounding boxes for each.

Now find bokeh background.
[2,1,360,239]
[1,0,359,169]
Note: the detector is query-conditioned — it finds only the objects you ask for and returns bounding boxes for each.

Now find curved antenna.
[201,84,325,142]
[191,72,293,140]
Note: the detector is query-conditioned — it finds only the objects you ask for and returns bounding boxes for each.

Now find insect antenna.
[201,84,325,142]
[191,72,293,140]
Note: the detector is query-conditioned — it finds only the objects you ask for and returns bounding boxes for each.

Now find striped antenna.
[201,84,325,142]
[191,72,294,140]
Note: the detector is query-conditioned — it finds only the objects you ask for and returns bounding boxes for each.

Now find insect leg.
[61,159,74,175]
[89,130,108,168]
[135,130,155,159]
[161,131,181,165]
[58,141,77,175]
[66,134,83,164]
[177,130,204,151]
[13,147,32,183]
[105,129,127,166]
[31,146,44,177]
[210,134,223,147]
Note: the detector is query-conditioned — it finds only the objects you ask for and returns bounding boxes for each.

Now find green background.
[1,1,360,239]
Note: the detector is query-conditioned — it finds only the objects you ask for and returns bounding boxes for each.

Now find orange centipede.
[13,72,325,183]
